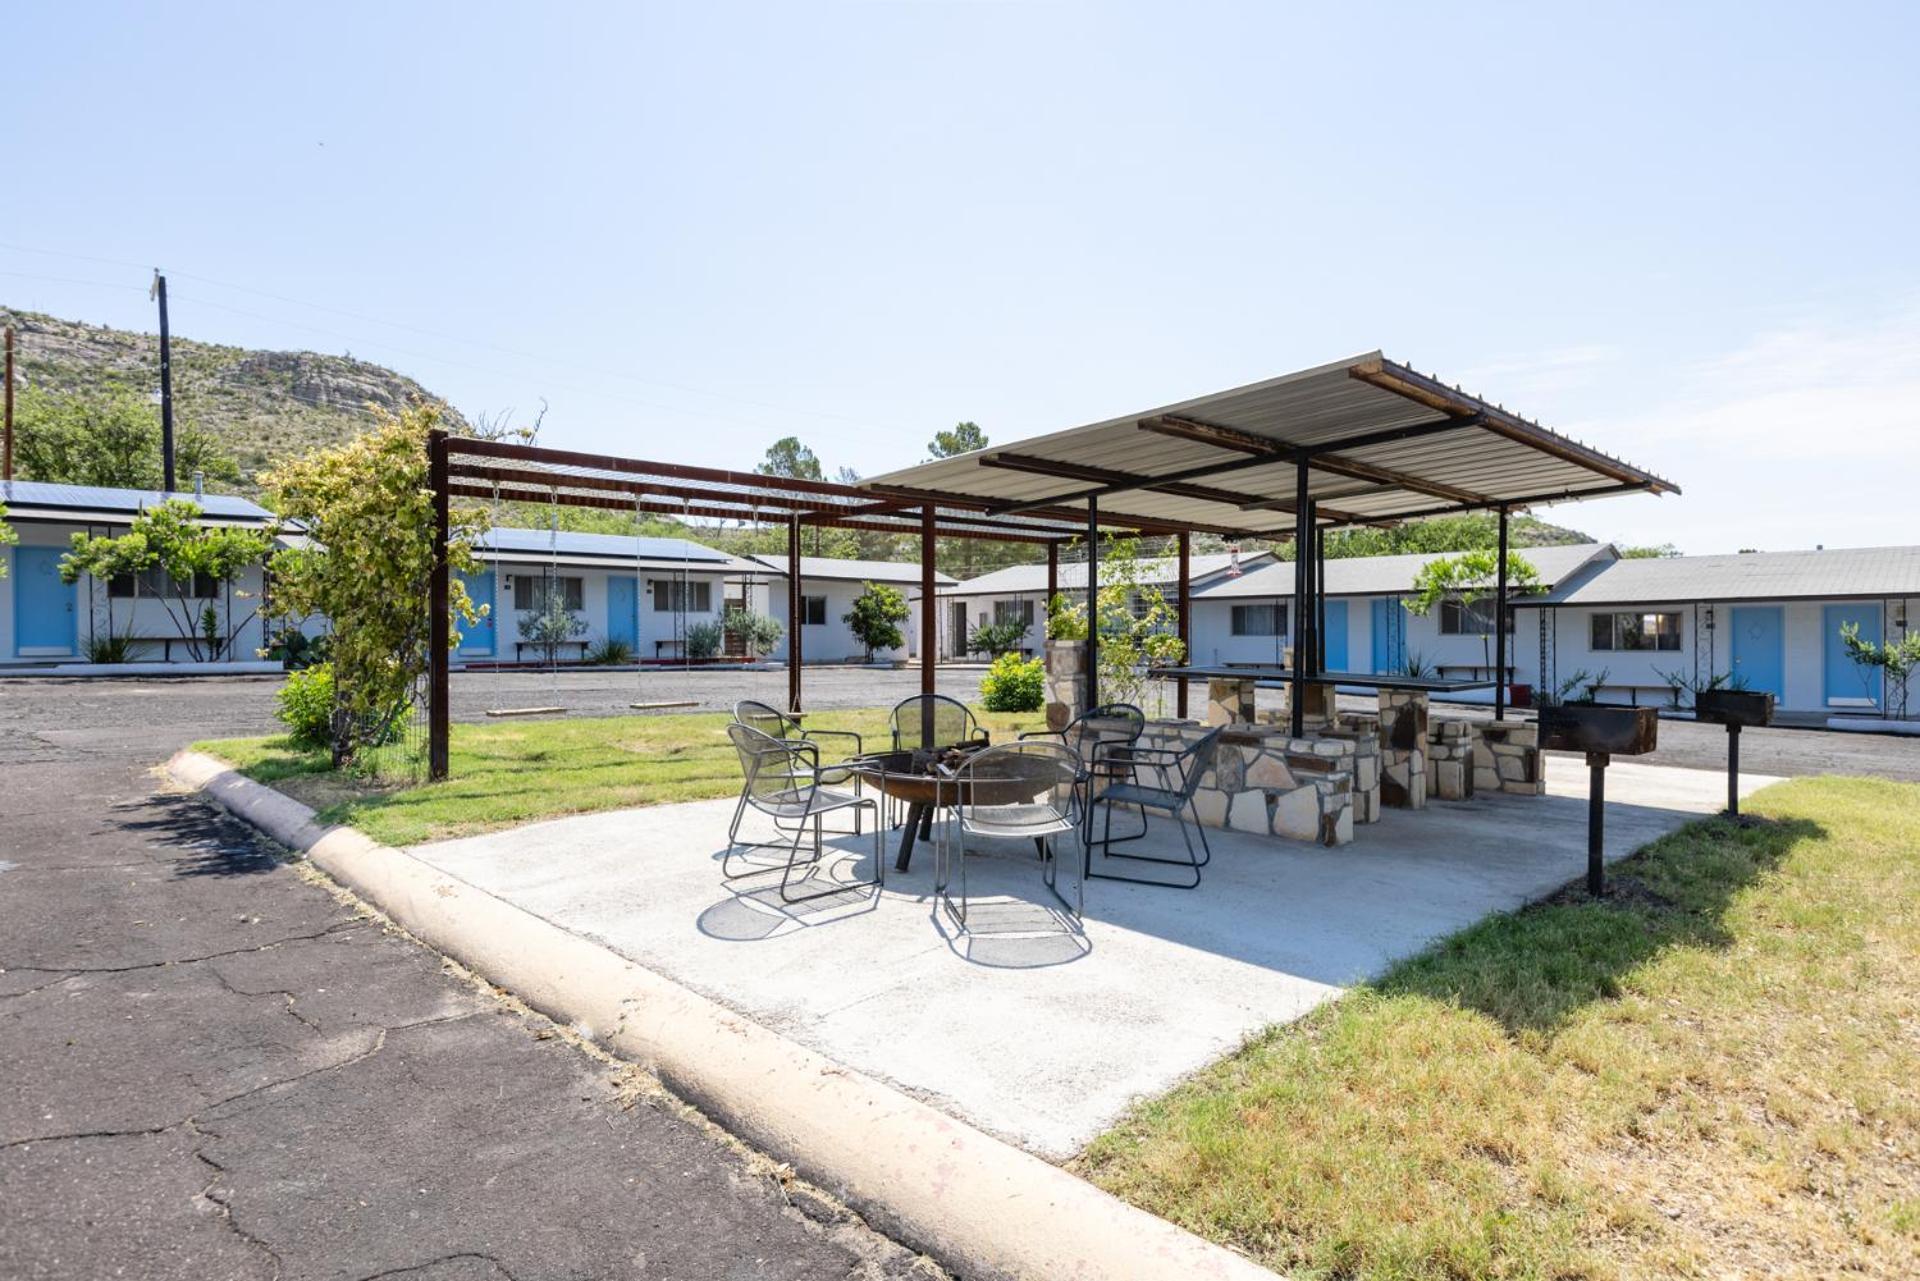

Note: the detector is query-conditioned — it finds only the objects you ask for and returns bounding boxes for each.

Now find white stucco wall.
[3,520,271,663]
[459,561,730,662]
[761,578,923,664]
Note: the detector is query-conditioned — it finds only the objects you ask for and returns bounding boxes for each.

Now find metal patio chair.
[1020,703,1148,842]
[724,722,882,904]
[733,699,866,831]
[888,693,991,754]
[1083,726,1224,890]
[935,740,1085,928]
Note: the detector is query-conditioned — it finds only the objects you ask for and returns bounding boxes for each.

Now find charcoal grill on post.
[1693,689,1774,817]
[1539,704,1660,895]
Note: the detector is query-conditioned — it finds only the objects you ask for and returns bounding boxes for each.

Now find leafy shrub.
[277,663,338,749]
[968,619,1029,655]
[266,625,330,671]
[723,606,784,657]
[980,653,1045,712]
[844,582,911,658]
[85,632,136,664]
[585,637,635,665]
[685,620,724,659]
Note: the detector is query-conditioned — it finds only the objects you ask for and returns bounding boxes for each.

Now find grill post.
[1586,750,1608,895]
[428,428,450,781]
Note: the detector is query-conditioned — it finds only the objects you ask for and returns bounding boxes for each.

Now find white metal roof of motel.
[743,554,958,587]
[863,353,1675,537]
[1541,545,1920,606]
[943,549,1272,597]
[1194,543,1616,601]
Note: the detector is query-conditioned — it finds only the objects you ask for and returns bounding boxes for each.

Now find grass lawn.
[196,706,1047,847]
[1077,776,1920,1280]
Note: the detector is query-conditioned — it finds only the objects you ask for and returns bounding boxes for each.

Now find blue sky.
[6,2,1916,554]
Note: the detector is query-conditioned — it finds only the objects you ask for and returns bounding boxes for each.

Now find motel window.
[516,575,585,612]
[1590,611,1682,651]
[108,568,217,599]
[1440,597,1512,635]
[1231,603,1286,637]
[801,595,828,626]
[993,598,1035,629]
[651,579,711,613]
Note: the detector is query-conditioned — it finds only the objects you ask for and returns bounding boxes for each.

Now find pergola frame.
[425,434,1246,778]
[427,356,1676,778]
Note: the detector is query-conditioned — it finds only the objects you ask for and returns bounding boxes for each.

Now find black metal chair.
[724,723,882,904]
[888,693,991,754]
[734,698,866,831]
[1083,726,1224,890]
[937,740,1085,928]
[1021,703,1147,842]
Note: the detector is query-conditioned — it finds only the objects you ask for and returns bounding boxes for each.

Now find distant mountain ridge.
[0,306,467,493]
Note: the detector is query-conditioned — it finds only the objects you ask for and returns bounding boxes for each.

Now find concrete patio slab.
[408,755,1778,1159]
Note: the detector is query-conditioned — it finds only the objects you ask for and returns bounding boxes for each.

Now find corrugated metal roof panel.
[944,549,1272,596]
[1195,543,1615,600]
[744,555,958,586]
[1541,546,1920,605]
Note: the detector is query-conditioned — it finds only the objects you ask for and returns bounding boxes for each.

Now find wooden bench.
[512,640,591,664]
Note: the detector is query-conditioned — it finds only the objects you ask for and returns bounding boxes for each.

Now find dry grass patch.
[1079,776,1920,1280]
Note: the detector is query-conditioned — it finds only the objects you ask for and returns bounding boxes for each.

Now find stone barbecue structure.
[1377,689,1428,809]
[1132,721,1356,846]
[1475,720,1544,796]
[1426,719,1476,801]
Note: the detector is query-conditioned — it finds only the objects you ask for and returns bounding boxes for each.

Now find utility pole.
[151,270,175,492]
[3,325,14,481]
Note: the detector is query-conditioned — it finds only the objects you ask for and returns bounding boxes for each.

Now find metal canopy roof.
[863,353,1677,536]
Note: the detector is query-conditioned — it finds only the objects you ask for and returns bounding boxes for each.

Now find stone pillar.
[1426,719,1476,801]
[1207,676,1255,726]
[1044,638,1086,731]
[1377,689,1428,809]
[1290,679,1336,730]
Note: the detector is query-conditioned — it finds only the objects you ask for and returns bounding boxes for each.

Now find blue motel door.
[15,547,77,652]
[1370,597,1404,673]
[1728,607,1784,701]
[1322,599,1349,671]
[457,571,496,656]
[1824,603,1882,707]
[607,576,639,649]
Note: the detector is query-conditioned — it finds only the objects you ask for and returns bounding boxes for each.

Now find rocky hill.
[0,306,467,492]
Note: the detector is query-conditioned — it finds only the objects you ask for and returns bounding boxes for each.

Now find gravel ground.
[0,675,941,1280]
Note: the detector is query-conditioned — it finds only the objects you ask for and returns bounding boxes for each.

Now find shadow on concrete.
[121,793,284,878]
[1373,813,1823,1036]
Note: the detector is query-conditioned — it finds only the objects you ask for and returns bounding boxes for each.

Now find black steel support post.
[920,505,937,747]
[155,272,176,493]
[1084,498,1099,710]
[1175,531,1191,719]
[427,429,451,781]
[1314,518,1327,673]
[1290,464,1309,736]
[1586,750,1608,895]
[787,513,803,713]
[1726,723,1741,817]
[1495,505,1510,721]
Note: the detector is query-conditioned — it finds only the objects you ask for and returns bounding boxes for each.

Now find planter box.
[1694,689,1775,728]
[1538,703,1659,756]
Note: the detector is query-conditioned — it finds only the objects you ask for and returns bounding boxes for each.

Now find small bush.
[85,632,136,664]
[685,620,724,659]
[585,637,635,665]
[981,652,1046,712]
[968,619,1030,655]
[276,663,337,749]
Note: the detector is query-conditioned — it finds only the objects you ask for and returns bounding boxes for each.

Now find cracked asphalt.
[0,679,940,1280]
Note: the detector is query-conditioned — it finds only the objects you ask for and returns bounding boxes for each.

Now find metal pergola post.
[921,505,937,698]
[1495,504,1510,721]
[1290,462,1309,737]
[1175,531,1191,719]
[1314,518,1327,673]
[787,512,803,713]
[428,427,451,781]
[1084,497,1099,711]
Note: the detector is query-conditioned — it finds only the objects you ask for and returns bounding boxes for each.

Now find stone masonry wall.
[1475,720,1544,795]
[1044,639,1086,731]
[1132,721,1355,846]
[1378,690,1428,809]
[1426,719,1476,801]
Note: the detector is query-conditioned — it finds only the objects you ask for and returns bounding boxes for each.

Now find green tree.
[15,384,240,490]
[928,421,988,459]
[1044,537,1187,706]
[1839,621,1920,720]
[1618,543,1682,559]
[59,499,271,660]
[261,404,486,766]
[755,436,824,481]
[1402,548,1544,673]
[0,506,14,578]
[843,581,911,659]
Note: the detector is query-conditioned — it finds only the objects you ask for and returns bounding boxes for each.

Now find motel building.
[1184,541,1920,720]
[936,548,1276,660]
[0,479,278,672]
[736,555,956,665]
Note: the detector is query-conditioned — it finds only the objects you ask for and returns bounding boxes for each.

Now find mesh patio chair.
[724,722,882,904]
[888,693,990,754]
[1084,726,1224,890]
[1020,703,1147,842]
[733,699,866,830]
[936,740,1085,928]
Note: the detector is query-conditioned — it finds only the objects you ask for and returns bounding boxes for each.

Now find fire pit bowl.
[1539,703,1659,756]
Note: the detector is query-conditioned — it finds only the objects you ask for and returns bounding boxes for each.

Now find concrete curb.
[167,750,1278,1281]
